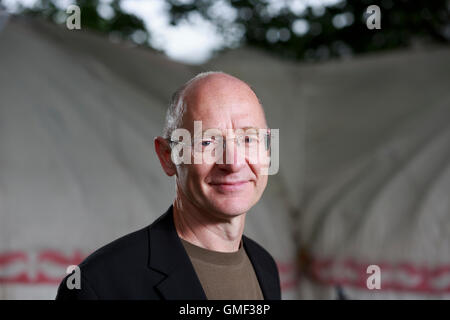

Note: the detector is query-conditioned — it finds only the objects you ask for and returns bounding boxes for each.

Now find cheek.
[176,165,189,188]
[179,164,214,194]
[250,163,268,196]
[249,159,268,179]
[247,147,271,173]
[255,172,268,192]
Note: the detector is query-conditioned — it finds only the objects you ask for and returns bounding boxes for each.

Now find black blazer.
[56,206,281,300]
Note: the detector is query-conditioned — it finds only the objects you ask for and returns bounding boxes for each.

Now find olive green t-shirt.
[180,238,264,300]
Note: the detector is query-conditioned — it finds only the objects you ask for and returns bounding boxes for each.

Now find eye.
[244,136,258,144]
[201,140,212,147]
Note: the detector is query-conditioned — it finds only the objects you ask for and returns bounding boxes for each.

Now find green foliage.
[22,0,149,43]
[14,0,450,62]
[167,0,450,62]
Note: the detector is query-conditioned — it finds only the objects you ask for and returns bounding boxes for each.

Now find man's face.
[174,75,269,218]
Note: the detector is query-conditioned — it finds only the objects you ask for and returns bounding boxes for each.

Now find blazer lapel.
[147,206,207,300]
[155,267,206,300]
[243,235,280,300]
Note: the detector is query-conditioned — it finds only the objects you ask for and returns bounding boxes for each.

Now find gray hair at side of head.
[162,71,264,139]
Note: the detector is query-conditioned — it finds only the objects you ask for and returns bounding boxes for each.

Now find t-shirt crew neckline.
[180,238,245,266]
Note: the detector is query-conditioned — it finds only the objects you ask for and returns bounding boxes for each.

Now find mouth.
[209,181,250,193]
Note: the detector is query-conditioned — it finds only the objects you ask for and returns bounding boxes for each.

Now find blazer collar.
[147,206,206,300]
[147,205,276,300]
[242,235,280,300]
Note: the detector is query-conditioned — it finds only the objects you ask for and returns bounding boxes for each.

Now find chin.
[208,198,254,216]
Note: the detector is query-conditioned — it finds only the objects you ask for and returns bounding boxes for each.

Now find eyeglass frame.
[165,128,272,154]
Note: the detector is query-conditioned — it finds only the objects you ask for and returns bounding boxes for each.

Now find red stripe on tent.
[0,252,27,266]
[38,250,84,266]
[4,250,448,294]
[309,257,450,294]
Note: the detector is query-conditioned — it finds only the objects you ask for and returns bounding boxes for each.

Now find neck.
[172,193,246,253]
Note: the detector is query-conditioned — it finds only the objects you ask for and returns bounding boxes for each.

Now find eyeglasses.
[167,129,271,155]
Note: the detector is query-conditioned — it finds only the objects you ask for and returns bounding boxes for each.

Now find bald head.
[163,71,265,139]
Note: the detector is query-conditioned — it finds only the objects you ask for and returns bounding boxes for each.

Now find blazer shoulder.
[56,210,176,300]
[82,225,149,267]
[73,225,151,287]
[56,225,152,300]
[81,211,170,268]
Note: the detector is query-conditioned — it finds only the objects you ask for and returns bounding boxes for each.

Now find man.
[56,71,281,300]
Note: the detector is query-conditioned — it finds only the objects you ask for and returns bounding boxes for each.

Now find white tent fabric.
[204,47,450,298]
[0,17,299,299]
[1,16,449,299]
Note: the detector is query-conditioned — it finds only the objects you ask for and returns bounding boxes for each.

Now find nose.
[216,138,246,172]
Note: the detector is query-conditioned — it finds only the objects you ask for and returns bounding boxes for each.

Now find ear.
[154,136,177,176]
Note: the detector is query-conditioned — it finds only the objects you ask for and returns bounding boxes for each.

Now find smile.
[209,181,249,192]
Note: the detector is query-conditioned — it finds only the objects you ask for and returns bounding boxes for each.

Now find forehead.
[182,75,267,130]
